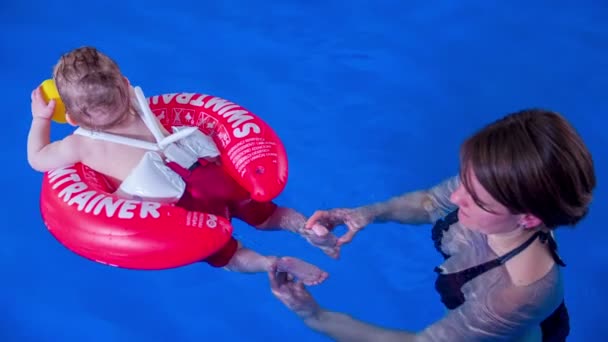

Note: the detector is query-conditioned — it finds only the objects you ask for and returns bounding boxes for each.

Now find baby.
[27,46,338,285]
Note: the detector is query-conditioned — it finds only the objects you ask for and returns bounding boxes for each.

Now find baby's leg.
[222,244,274,273]
[225,245,328,286]
[274,256,329,285]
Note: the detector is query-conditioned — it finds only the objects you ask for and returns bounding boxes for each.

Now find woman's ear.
[519,214,543,229]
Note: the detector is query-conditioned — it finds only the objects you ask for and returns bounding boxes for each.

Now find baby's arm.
[27,126,81,171]
[254,206,304,232]
[27,87,82,172]
[256,206,340,258]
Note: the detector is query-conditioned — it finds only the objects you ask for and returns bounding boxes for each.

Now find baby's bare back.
[75,116,169,186]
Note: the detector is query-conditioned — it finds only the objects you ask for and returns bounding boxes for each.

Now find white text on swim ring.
[48,167,161,219]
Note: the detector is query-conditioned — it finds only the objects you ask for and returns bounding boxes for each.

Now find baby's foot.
[276,257,328,286]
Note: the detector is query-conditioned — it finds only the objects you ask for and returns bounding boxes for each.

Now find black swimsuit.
[431,210,570,342]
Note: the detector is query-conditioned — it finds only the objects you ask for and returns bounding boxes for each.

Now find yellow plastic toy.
[39,79,67,123]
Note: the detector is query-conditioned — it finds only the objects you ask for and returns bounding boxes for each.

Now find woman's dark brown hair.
[460,109,596,229]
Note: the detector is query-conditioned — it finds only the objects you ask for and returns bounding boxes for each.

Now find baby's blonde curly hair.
[53,46,131,130]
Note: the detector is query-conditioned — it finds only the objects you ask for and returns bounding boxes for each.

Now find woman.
[269,109,596,341]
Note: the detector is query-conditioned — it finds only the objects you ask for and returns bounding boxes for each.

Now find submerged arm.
[360,190,436,226]
[256,206,307,233]
[306,310,416,342]
[257,206,340,257]
[360,176,460,226]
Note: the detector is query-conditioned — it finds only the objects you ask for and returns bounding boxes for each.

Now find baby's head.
[53,46,131,130]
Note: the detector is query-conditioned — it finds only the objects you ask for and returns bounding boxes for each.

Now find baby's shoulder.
[65,133,100,156]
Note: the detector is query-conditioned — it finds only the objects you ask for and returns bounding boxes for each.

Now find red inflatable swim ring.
[39,92,289,270]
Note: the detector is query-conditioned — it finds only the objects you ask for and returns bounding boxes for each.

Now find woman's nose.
[450,183,468,208]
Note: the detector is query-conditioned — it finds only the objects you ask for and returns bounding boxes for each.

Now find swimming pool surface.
[1,1,605,340]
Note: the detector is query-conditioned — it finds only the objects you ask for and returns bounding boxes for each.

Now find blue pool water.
[1,1,606,341]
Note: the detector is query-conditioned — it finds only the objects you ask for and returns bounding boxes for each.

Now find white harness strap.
[73,86,220,203]
[75,86,206,168]
[73,128,160,151]
[113,151,187,203]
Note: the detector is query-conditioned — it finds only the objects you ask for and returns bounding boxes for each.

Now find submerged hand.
[269,263,322,321]
[305,208,373,247]
[298,226,340,259]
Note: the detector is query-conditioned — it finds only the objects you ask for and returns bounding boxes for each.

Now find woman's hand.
[268,262,322,321]
[305,207,374,247]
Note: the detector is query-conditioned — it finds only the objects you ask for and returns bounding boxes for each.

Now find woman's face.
[449,170,524,235]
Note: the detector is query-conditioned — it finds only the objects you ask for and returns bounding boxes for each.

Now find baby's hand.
[31,87,56,121]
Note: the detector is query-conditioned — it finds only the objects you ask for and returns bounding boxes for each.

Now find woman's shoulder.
[426,176,461,221]
[505,239,561,287]
[492,261,563,319]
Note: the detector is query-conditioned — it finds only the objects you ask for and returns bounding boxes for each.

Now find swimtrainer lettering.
[48,166,161,219]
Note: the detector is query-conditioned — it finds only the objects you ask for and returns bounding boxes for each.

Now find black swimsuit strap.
[433,209,567,279]
[495,230,566,267]
[438,231,546,283]
[540,232,567,267]
[495,231,545,264]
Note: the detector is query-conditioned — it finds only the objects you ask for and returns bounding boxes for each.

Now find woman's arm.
[271,266,549,342]
[363,176,460,226]
[359,190,436,226]
[305,310,416,342]
[269,267,417,341]
[305,176,460,246]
